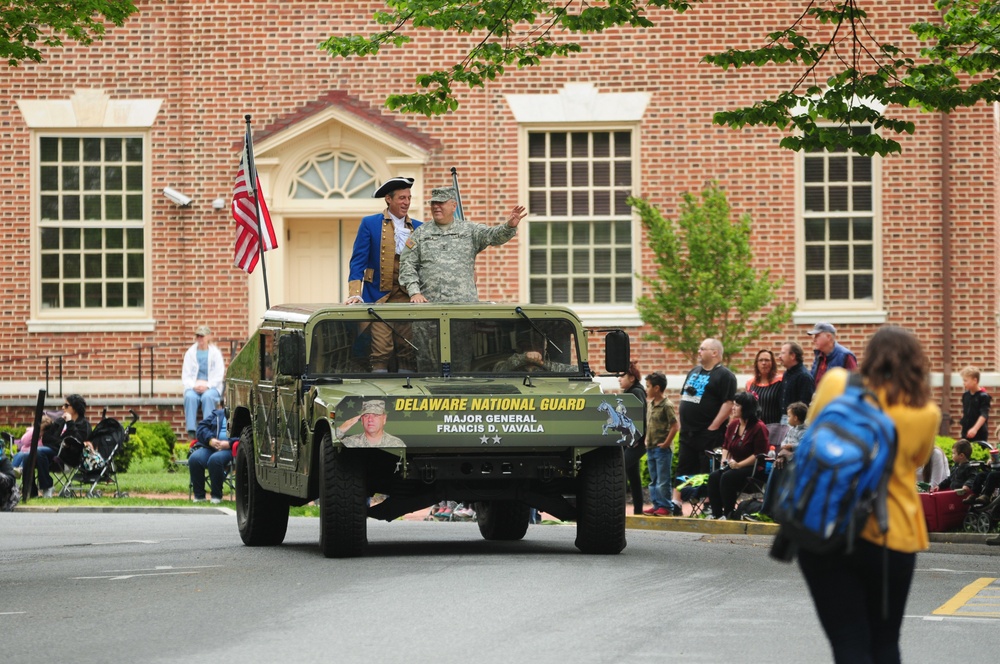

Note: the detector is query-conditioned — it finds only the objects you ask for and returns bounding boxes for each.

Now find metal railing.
[1,339,244,398]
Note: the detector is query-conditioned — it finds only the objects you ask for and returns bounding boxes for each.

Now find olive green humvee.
[225,303,643,557]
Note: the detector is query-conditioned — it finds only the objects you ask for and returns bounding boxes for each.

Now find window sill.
[27,318,156,333]
[569,306,644,329]
[792,309,888,325]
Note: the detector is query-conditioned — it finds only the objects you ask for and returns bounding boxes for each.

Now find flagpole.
[244,114,271,310]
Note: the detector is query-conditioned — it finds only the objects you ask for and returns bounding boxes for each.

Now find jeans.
[646,445,677,511]
[799,540,916,664]
[15,445,59,491]
[184,388,221,435]
[188,446,233,499]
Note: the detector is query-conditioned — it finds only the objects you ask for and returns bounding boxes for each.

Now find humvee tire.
[235,426,289,546]
[475,501,531,541]
[574,446,627,554]
[319,433,368,558]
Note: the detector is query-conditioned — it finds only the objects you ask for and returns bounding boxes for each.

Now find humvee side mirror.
[604,330,630,374]
[277,332,306,377]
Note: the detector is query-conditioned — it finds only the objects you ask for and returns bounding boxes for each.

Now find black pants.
[707,465,754,518]
[676,428,724,478]
[798,540,916,664]
[624,446,645,514]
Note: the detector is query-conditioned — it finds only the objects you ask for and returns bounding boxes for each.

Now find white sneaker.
[192,498,207,503]
[210,498,222,504]
[42,488,53,498]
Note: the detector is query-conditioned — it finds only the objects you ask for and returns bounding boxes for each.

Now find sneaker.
[703,514,716,520]
[210,498,222,504]
[718,515,728,521]
[192,497,207,503]
[42,488,53,498]
[453,505,475,519]
[652,507,671,517]
[13,467,21,479]
[671,504,684,517]
[642,507,658,516]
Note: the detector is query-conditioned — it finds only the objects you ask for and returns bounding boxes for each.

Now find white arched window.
[289,151,377,200]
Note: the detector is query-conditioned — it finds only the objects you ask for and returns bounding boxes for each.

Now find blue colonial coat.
[348,211,421,303]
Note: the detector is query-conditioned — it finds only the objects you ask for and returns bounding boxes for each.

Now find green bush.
[934,435,992,466]
[120,422,174,473]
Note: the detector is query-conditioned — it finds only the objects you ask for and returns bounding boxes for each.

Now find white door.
[286,218,360,304]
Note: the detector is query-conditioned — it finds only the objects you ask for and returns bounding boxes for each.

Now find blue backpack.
[774,373,897,555]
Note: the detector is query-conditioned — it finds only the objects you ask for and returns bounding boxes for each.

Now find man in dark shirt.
[677,338,737,478]
[778,341,815,416]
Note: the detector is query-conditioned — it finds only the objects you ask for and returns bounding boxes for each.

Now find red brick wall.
[0,1,994,437]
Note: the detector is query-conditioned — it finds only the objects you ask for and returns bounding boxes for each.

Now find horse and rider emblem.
[598,399,640,447]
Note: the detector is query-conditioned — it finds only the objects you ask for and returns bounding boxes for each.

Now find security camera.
[163,187,193,206]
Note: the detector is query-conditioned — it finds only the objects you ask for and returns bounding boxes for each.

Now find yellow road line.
[933,577,998,616]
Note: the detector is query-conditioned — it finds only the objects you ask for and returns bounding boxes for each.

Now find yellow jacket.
[808,368,941,553]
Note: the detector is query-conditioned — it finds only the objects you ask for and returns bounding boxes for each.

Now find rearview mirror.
[604,330,630,374]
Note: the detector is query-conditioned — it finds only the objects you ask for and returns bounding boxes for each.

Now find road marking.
[933,577,1000,618]
[0,612,27,616]
[72,564,223,581]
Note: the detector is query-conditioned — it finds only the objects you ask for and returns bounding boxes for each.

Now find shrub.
[119,423,173,473]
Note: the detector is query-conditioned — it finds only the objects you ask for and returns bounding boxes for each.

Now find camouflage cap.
[429,187,457,203]
[359,399,387,416]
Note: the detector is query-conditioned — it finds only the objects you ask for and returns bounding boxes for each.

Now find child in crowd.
[960,366,991,442]
[930,439,977,495]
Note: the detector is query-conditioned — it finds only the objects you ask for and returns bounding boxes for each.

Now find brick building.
[0,1,994,436]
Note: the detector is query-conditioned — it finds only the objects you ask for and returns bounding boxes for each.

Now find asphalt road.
[1,512,997,664]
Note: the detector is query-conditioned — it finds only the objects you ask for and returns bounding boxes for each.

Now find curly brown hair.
[860,326,930,408]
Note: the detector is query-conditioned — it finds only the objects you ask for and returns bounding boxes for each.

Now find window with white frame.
[38,135,146,311]
[289,151,378,199]
[801,126,876,303]
[526,130,634,305]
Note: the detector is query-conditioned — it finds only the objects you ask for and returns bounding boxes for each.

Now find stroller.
[60,409,138,498]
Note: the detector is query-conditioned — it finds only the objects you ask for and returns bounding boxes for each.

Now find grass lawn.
[18,466,320,517]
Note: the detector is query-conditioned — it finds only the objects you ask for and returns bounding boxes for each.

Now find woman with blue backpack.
[794,326,941,664]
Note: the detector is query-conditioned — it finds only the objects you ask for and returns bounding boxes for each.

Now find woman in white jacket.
[182,325,225,439]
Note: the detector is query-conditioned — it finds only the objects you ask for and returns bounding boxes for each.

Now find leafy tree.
[631,184,794,364]
[1,0,137,66]
[322,0,1000,155]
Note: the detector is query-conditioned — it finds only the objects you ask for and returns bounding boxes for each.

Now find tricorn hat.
[373,177,414,198]
[359,399,387,416]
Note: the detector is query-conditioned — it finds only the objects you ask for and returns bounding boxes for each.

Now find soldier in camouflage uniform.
[399,187,526,303]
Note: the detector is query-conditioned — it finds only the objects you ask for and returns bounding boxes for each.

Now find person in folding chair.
[33,395,91,498]
[705,390,769,520]
[189,402,235,504]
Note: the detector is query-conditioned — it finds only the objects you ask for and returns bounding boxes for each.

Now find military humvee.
[225,302,643,557]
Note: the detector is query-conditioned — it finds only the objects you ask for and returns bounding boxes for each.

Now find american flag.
[232,133,277,273]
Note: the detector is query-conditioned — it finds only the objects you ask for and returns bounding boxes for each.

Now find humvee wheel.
[236,426,289,546]
[475,501,530,541]
[575,447,627,554]
[319,433,368,558]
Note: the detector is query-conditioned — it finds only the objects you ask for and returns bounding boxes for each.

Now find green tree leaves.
[323,0,1000,154]
[632,184,794,364]
[1,0,137,66]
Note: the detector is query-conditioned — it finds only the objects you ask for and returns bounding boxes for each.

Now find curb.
[625,515,1000,545]
[13,505,234,515]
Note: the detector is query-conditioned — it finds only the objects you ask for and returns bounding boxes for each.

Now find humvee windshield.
[450,317,580,375]
[306,316,581,376]
[309,319,442,375]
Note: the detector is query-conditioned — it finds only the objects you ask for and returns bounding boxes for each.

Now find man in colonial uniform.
[345,177,421,371]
